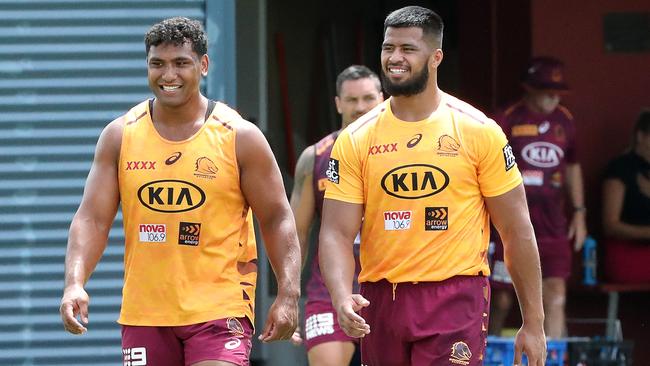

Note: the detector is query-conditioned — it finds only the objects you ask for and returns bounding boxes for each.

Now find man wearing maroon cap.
[489,56,588,338]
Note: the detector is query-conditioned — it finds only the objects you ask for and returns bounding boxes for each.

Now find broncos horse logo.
[438,134,461,152]
[449,341,472,364]
[194,157,218,178]
[226,317,246,337]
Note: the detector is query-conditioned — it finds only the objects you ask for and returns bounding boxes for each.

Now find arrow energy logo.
[425,207,448,231]
[178,222,201,246]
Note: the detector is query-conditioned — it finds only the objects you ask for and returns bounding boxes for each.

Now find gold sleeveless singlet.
[117,100,257,326]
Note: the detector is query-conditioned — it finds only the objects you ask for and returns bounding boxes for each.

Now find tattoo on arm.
[292,147,315,199]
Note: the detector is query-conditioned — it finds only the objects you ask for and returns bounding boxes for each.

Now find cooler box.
[484,336,567,366]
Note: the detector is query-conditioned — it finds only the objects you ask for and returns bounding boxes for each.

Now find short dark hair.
[384,6,444,48]
[335,65,381,96]
[144,17,208,57]
[634,109,650,136]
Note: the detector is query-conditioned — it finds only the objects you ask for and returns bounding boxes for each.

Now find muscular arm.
[565,163,587,250]
[61,119,123,334]
[319,199,362,305]
[289,146,316,267]
[319,198,369,337]
[236,122,300,341]
[486,184,545,361]
[602,178,650,240]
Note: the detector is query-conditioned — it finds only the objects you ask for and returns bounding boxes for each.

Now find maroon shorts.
[121,317,253,366]
[490,237,571,289]
[359,276,490,366]
[304,299,357,351]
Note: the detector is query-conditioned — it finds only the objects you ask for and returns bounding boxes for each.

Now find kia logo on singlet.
[521,142,564,168]
[380,164,450,199]
[137,179,206,213]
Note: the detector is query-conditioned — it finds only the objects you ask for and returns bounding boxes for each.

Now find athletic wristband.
[573,206,586,212]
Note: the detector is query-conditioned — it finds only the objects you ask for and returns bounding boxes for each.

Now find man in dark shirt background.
[489,57,588,339]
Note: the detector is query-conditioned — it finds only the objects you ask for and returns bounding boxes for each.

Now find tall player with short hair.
[59,17,300,366]
[319,6,547,365]
[290,65,383,366]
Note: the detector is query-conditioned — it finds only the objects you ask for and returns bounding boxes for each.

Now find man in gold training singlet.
[59,17,301,366]
[319,6,547,366]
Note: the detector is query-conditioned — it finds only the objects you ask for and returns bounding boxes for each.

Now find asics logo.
[165,152,182,165]
[407,134,422,148]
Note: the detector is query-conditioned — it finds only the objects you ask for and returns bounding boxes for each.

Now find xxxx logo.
[368,143,398,155]
[126,161,156,170]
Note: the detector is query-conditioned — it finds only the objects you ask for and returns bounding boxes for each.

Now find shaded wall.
[458,0,531,112]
